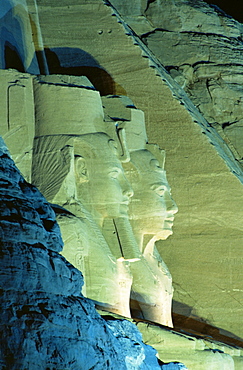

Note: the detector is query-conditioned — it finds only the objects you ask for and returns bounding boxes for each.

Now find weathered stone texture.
[118,0,243,165]
[0,69,35,182]
[99,311,243,370]
[0,0,40,74]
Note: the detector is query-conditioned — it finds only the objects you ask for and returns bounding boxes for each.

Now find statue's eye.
[109,170,119,179]
[150,184,166,197]
[150,159,161,170]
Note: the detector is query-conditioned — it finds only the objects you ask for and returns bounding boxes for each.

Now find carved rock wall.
[31,0,243,340]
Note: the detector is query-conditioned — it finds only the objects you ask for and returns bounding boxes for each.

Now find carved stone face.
[74,134,133,222]
[126,150,178,240]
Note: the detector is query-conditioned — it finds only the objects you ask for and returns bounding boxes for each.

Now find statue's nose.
[165,193,178,215]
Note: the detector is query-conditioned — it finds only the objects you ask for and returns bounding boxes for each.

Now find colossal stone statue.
[31,76,135,317]
[102,96,178,326]
[127,145,178,249]
[31,76,177,327]
[125,146,178,327]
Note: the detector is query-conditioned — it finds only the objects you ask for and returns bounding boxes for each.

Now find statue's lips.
[120,202,129,210]
[119,199,130,213]
[164,217,174,225]
[120,198,130,206]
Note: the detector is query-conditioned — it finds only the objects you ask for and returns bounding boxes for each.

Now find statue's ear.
[75,156,89,182]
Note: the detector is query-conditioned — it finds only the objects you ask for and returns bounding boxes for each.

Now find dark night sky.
[204,1,243,23]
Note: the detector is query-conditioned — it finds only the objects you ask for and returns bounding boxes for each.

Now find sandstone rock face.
[136,321,238,370]
[109,0,243,166]
[0,69,35,182]
[99,311,243,370]
[0,0,40,74]
[143,1,243,165]
[0,136,175,369]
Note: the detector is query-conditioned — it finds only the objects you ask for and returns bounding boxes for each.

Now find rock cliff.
[108,0,243,170]
[0,136,185,369]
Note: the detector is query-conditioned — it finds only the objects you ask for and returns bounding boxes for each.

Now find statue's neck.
[102,217,141,261]
[132,225,156,255]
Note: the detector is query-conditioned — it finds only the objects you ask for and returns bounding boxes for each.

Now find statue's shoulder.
[51,202,113,255]
[51,203,86,222]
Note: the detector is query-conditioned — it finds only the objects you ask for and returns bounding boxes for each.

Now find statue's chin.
[155,229,173,241]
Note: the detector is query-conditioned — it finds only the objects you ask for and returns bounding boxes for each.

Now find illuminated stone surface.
[119,0,243,164]
[0,69,35,182]
[25,0,243,340]
[31,75,177,327]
